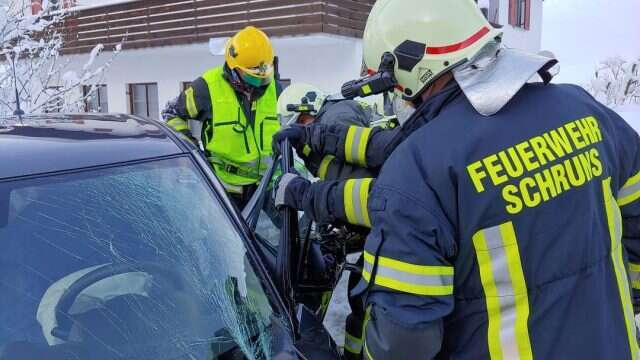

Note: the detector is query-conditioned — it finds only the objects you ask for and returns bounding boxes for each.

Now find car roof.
[0,113,185,179]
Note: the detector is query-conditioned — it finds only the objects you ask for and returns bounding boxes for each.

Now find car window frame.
[241,143,299,328]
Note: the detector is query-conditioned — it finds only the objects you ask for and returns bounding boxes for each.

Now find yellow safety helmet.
[363,0,502,100]
[225,26,275,87]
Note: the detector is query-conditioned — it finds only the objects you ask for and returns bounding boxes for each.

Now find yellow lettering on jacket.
[467,116,605,214]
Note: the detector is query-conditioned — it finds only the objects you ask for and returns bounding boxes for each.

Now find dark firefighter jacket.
[356,81,640,359]
[300,83,461,228]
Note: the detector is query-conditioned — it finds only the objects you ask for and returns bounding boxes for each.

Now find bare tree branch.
[0,1,122,115]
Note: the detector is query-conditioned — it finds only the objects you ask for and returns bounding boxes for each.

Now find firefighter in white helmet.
[278,83,328,126]
[276,0,640,358]
[276,82,379,178]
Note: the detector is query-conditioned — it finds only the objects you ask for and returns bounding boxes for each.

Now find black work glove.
[273,171,310,210]
[272,125,307,155]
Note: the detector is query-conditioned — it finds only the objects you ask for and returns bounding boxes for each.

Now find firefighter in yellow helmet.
[163,26,280,207]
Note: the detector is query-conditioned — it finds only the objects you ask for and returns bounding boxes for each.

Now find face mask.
[239,70,272,88]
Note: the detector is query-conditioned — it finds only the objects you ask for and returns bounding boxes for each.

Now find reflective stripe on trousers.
[472,222,533,360]
[604,177,640,359]
[344,332,363,355]
[629,262,640,290]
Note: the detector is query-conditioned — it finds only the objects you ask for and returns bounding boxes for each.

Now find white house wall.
[58,1,544,119]
[62,34,363,119]
[493,0,544,52]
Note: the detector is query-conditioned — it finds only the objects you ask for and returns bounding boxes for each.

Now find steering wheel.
[50,262,188,341]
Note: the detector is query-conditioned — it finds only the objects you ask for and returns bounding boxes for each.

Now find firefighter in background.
[163,26,279,207]
[276,83,383,359]
[277,0,640,358]
[274,83,430,358]
[277,83,379,179]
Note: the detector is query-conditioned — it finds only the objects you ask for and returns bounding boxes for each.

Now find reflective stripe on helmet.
[426,26,491,55]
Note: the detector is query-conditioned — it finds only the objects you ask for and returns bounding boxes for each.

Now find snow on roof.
[70,0,136,11]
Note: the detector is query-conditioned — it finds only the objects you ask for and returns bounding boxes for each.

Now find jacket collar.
[410,80,463,124]
[453,41,558,116]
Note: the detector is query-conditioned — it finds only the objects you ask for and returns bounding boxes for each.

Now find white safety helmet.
[277,83,327,126]
[363,0,502,101]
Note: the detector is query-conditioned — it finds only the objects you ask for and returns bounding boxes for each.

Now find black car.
[0,114,346,359]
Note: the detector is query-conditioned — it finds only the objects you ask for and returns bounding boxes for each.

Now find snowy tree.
[0,0,121,115]
[587,56,640,107]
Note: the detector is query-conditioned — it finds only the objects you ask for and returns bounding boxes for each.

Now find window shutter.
[508,0,517,26]
[524,0,531,30]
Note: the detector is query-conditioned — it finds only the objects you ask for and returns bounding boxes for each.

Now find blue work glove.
[272,125,308,155]
[273,172,311,210]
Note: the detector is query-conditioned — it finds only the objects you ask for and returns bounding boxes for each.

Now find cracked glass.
[0,156,276,359]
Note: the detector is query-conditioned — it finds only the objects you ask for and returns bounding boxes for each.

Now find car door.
[242,142,345,321]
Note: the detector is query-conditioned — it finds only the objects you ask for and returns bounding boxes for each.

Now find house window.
[509,0,531,30]
[128,83,159,119]
[84,85,108,113]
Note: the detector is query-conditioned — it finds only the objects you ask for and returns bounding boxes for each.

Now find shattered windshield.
[0,157,275,360]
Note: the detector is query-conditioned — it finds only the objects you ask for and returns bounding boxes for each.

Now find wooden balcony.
[61,0,375,54]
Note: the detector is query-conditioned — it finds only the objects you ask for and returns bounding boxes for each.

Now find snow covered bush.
[587,56,640,107]
[0,0,121,115]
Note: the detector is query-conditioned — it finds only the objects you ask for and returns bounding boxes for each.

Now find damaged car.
[0,114,348,359]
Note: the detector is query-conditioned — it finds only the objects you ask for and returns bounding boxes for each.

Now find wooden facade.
[61,0,375,54]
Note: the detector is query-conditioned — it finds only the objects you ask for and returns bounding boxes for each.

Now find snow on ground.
[323,270,350,347]
[323,254,359,347]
